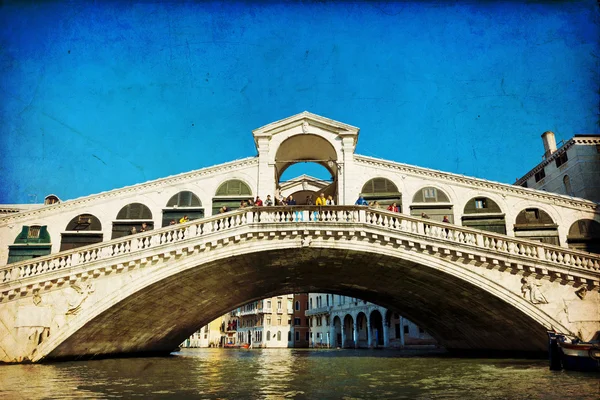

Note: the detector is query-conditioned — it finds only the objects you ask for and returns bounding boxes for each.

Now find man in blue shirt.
[355,195,368,206]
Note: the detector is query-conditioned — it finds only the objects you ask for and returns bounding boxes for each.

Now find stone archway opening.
[275,134,339,205]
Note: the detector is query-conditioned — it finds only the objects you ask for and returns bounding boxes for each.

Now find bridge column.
[399,316,405,348]
[329,324,335,348]
[353,321,359,349]
[383,321,389,348]
[256,137,276,199]
[366,313,371,348]
[341,322,347,348]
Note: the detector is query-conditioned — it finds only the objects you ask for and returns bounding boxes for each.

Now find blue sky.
[0,1,598,204]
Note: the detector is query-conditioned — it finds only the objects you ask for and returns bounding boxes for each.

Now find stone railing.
[1,206,599,286]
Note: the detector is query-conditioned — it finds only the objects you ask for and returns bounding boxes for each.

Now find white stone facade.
[515,133,600,203]
[306,293,435,348]
[0,112,598,363]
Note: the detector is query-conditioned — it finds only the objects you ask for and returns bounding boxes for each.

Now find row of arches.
[7,178,600,263]
[360,177,600,253]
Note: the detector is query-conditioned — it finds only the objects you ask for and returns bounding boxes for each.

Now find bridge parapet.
[1,206,599,300]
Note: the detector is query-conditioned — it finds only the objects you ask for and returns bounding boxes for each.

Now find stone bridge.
[1,206,599,363]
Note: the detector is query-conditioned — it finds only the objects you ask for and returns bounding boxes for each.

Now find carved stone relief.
[520,278,548,304]
[66,283,95,316]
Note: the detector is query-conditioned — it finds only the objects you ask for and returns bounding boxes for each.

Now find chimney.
[541,131,557,158]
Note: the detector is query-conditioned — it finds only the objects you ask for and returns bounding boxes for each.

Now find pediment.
[252,111,359,147]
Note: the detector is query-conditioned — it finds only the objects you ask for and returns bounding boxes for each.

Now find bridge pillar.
[383,322,389,348]
[353,321,359,349]
[399,316,405,348]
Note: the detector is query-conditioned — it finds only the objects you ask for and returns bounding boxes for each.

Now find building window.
[404,325,409,334]
[277,300,282,309]
[277,317,282,325]
[563,175,573,196]
[288,331,291,341]
[534,168,546,183]
[474,198,487,209]
[525,208,540,222]
[27,226,41,239]
[267,300,271,308]
[423,188,437,200]
[266,316,271,325]
[316,332,321,339]
[295,331,300,341]
[294,318,301,326]
[295,301,300,311]
[277,331,282,341]
[305,332,309,341]
[555,152,568,168]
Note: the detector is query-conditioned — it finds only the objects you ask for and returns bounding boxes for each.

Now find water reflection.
[0,349,598,399]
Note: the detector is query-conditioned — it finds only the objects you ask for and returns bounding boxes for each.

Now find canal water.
[0,348,598,399]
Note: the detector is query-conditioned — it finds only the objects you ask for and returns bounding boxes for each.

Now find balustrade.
[1,206,599,285]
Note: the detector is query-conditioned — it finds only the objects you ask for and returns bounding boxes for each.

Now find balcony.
[276,308,283,314]
[305,306,332,316]
[239,309,258,316]
[259,307,272,314]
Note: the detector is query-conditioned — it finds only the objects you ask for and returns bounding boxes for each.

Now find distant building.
[291,293,310,348]
[181,316,225,348]
[514,132,600,253]
[233,295,295,348]
[306,293,436,348]
[515,132,600,203]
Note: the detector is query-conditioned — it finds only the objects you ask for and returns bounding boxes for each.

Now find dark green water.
[0,349,598,399]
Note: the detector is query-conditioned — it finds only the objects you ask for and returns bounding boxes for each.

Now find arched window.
[8,225,51,263]
[162,191,204,227]
[361,177,402,210]
[212,179,253,215]
[112,203,153,239]
[461,197,506,234]
[295,300,300,310]
[567,219,600,254]
[267,331,271,341]
[514,208,559,245]
[563,175,573,196]
[410,186,453,222]
[277,331,282,341]
[116,203,152,220]
[44,194,60,205]
[60,214,103,251]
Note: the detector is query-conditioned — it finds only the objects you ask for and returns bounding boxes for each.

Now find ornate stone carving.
[66,283,95,316]
[575,287,588,300]
[32,292,42,306]
[302,121,309,133]
[301,237,312,247]
[520,278,548,304]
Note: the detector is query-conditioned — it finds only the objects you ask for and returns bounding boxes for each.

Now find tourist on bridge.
[265,195,273,206]
[140,222,150,232]
[315,193,326,206]
[355,195,368,206]
[387,202,399,213]
[179,215,189,224]
[255,196,263,206]
[326,195,335,205]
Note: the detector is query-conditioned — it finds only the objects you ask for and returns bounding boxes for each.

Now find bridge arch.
[410,185,454,222]
[274,134,339,182]
[567,219,600,254]
[461,196,507,235]
[162,190,204,227]
[212,178,253,214]
[112,203,153,239]
[60,213,103,251]
[514,207,560,245]
[31,229,574,362]
[360,177,402,209]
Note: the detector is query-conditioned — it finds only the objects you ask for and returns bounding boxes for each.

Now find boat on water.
[548,331,600,372]
[223,343,251,349]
